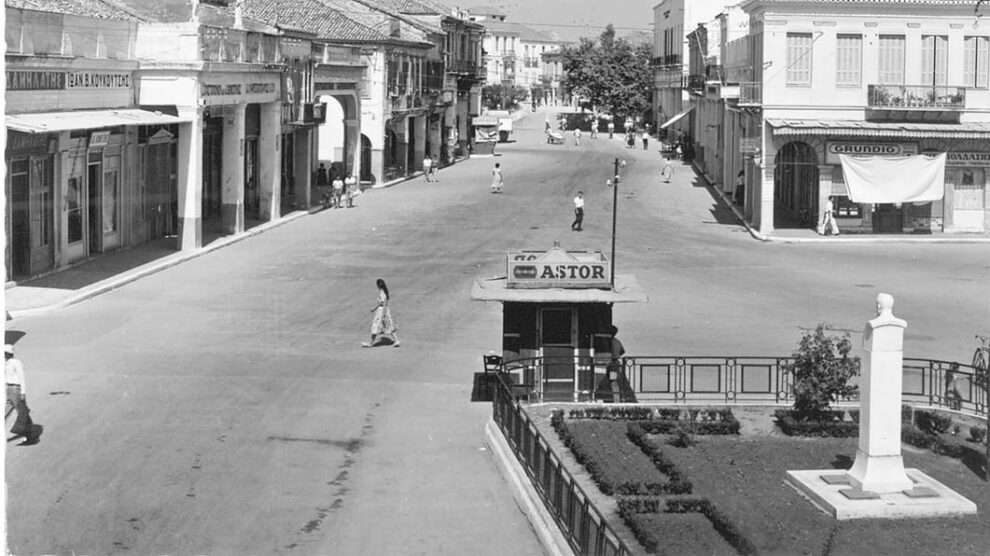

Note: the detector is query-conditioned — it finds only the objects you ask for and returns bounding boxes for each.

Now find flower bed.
[553,417,689,496]
[566,406,741,435]
[618,498,757,556]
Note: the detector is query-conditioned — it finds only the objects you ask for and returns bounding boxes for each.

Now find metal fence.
[621,356,988,418]
[492,373,633,556]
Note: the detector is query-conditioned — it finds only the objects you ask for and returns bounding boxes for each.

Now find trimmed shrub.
[970,426,987,444]
[774,409,858,437]
[568,406,653,420]
[617,497,758,556]
[915,409,953,435]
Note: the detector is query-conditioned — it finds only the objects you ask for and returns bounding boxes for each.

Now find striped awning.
[767,119,990,139]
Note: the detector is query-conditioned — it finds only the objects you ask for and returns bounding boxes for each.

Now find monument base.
[785,468,977,520]
[845,450,913,493]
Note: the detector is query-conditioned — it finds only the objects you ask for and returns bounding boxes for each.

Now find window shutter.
[921,35,935,86]
[965,37,977,87]
[978,37,989,88]
[934,35,948,86]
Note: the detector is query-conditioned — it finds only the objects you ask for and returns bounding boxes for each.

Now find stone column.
[344,118,360,177]
[221,103,246,235]
[412,115,427,171]
[258,101,281,222]
[756,163,775,236]
[845,293,914,493]
[176,106,203,250]
[293,128,311,209]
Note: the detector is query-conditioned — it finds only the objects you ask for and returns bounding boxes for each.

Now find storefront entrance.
[539,307,577,399]
[874,204,904,233]
[774,142,819,229]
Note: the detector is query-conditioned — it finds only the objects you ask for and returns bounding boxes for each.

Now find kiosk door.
[539,307,577,401]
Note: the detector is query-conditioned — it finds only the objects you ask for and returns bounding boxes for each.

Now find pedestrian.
[734,170,745,205]
[573,127,581,146]
[331,174,344,208]
[344,173,358,207]
[589,116,597,139]
[430,155,440,182]
[607,121,615,139]
[818,196,841,236]
[596,326,625,402]
[642,129,649,150]
[571,191,585,231]
[422,155,433,182]
[545,117,551,133]
[316,163,330,208]
[626,132,635,149]
[675,143,683,161]
[5,344,37,444]
[362,279,400,348]
[491,162,503,194]
[661,158,674,183]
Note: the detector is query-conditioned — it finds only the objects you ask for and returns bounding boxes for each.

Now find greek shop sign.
[506,247,611,289]
[826,142,917,165]
[7,70,131,91]
[945,152,990,166]
[200,77,280,105]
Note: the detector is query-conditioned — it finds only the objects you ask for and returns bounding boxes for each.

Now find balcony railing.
[652,54,682,67]
[867,84,966,110]
[737,81,762,105]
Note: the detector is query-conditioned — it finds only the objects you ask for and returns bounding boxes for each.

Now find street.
[6,107,990,555]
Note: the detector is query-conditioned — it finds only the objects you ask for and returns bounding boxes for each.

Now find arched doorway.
[360,134,373,184]
[774,142,819,229]
[384,129,399,181]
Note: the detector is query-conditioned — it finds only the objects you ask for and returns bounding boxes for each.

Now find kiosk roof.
[470,275,648,303]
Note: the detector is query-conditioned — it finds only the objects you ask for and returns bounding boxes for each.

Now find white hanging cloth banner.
[839,153,946,203]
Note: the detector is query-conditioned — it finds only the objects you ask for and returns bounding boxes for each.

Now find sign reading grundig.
[506,247,611,289]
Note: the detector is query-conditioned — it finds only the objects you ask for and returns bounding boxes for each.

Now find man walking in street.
[642,129,650,150]
[571,191,585,231]
[573,127,581,146]
[6,344,37,444]
[332,174,345,208]
[607,120,615,139]
[818,196,841,236]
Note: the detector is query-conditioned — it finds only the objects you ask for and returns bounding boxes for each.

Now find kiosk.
[472,246,648,402]
[471,115,499,156]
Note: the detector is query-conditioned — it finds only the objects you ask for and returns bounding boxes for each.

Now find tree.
[560,24,653,121]
[786,323,861,419]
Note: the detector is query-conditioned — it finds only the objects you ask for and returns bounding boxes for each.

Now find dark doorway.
[360,134,372,183]
[87,152,103,254]
[874,204,904,233]
[774,142,819,229]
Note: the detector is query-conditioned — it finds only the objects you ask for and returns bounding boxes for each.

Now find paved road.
[7,107,990,555]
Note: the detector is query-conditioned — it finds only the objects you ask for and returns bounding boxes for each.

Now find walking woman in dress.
[363,278,400,347]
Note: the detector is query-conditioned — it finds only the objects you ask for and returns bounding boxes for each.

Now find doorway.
[874,204,904,233]
[774,142,819,229]
[244,137,259,220]
[87,151,103,254]
[539,307,577,401]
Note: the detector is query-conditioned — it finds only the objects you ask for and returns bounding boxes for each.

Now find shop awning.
[471,274,648,303]
[660,104,695,129]
[6,109,192,133]
[839,153,946,203]
[767,119,990,139]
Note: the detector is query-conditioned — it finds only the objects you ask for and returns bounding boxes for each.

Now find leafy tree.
[560,24,653,121]
[785,323,861,419]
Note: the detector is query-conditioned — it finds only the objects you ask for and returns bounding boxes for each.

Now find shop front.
[6,64,190,280]
[764,120,990,235]
[471,246,647,402]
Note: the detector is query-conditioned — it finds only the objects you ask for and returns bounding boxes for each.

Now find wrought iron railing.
[867,84,966,110]
[492,373,633,556]
[686,74,706,90]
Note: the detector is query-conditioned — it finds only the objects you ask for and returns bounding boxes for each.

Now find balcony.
[686,74,706,91]
[737,82,761,105]
[867,84,966,110]
[652,54,682,67]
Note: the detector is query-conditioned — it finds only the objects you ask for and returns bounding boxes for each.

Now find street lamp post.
[608,158,625,290]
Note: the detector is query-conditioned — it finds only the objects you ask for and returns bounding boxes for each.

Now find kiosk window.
[835,196,860,218]
[541,309,572,345]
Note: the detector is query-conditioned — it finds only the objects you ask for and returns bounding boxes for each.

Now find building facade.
[730,0,990,235]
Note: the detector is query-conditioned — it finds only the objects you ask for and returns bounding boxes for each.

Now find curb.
[689,161,990,244]
[8,210,311,319]
[485,418,574,556]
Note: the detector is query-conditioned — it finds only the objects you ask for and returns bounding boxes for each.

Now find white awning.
[6,109,191,133]
[660,104,695,129]
[839,153,946,203]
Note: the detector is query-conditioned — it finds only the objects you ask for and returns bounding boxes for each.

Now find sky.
[436,0,654,43]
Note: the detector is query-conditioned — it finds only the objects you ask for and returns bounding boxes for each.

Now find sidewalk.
[4,162,466,320]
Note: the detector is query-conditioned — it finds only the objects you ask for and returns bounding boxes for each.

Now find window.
[921,35,948,86]
[877,35,905,84]
[786,33,813,85]
[964,36,989,88]
[835,34,862,86]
